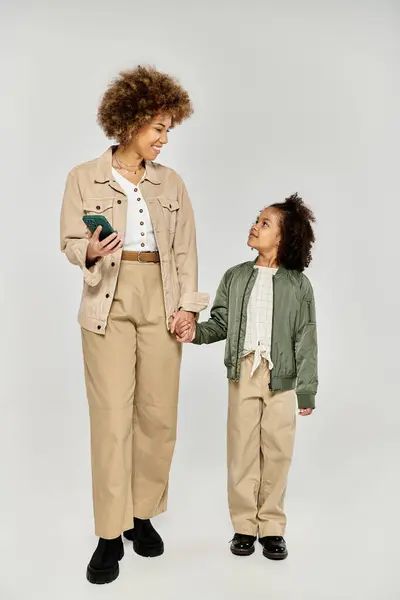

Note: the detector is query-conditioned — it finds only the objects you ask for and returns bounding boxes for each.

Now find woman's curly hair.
[97,65,193,144]
[271,193,316,272]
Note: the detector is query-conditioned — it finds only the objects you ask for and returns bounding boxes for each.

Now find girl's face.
[132,114,172,161]
[247,206,282,254]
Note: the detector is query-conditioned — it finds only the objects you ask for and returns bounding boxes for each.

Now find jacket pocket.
[307,298,316,324]
[83,198,114,215]
[158,197,179,233]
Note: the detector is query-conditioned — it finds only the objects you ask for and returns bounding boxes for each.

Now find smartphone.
[82,215,116,242]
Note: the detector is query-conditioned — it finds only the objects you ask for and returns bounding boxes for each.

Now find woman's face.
[247,206,282,254]
[132,114,172,161]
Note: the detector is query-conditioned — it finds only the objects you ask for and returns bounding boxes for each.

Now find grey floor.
[2,423,398,600]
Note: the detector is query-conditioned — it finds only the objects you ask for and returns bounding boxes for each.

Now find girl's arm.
[295,282,318,409]
[192,271,229,345]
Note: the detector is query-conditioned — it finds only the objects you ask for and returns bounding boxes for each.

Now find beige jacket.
[60,147,209,334]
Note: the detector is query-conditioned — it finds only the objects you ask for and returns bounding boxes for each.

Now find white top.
[243,266,278,377]
[112,168,157,252]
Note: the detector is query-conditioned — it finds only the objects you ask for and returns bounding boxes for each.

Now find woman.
[60,66,208,585]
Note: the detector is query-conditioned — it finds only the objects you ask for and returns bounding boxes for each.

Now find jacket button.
[137,198,141,202]
[117,199,121,204]
[141,232,145,236]
[134,188,138,192]
[106,293,110,298]
[141,243,145,247]
[96,205,100,210]
[139,209,143,213]
[111,262,115,267]
[140,221,144,226]
[97,325,101,330]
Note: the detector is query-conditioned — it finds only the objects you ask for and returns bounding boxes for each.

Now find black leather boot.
[259,536,288,560]
[230,533,257,556]
[124,518,164,557]
[86,536,124,584]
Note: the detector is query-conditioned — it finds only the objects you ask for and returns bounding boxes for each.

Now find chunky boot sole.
[86,547,124,584]
[230,545,255,557]
[133,539,164,558]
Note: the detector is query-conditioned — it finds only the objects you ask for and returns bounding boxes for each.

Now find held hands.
[171,310,196,343]
[86,226,124,264]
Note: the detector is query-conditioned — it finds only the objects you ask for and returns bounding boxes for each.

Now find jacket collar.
[251,258,288,278]
[94,146,161,186]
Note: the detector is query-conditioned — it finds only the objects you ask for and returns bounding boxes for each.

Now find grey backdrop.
[1,1,399,598]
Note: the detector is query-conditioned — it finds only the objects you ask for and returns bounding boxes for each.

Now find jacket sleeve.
[295,281,318,409]
[192,271,229,345]
[60,170,103,287]
[173,176,209,313]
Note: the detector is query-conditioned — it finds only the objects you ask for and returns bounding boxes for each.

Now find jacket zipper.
[269,274,276,391]
[235,269,255,381]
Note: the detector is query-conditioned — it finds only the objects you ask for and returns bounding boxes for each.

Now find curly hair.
[271,193,316,272]
[97,65,193,144]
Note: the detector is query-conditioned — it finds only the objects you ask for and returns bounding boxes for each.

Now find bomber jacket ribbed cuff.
[297,393,316,410]
[192,325,202,345]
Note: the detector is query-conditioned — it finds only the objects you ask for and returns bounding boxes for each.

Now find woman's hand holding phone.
[86,226,124,264]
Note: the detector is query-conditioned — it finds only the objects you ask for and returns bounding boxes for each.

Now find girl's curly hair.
[271,193,316,272]
[97,65,193,144]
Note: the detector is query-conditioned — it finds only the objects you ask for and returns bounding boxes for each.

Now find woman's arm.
[60,170,103,287]
[60,170,122,286]
[173,176,209,314]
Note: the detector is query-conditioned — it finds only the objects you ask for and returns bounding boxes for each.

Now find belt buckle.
[137,251,144,263]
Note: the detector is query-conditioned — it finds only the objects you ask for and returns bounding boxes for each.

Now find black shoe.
[124,518,164,557]
[259,536,288,560]
[230,533,257,556]
[86,536,124,584]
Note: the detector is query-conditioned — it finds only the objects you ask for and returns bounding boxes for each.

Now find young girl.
[174,193,318,560]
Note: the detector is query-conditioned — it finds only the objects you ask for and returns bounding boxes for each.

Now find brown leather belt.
[121,250,160,263]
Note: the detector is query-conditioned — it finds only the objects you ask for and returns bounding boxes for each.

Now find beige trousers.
[81,261,182,539]
[228,355,297,537]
